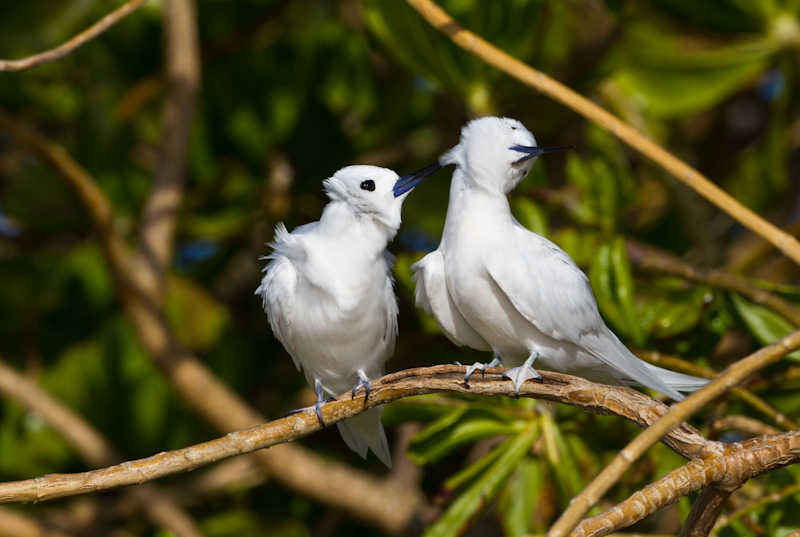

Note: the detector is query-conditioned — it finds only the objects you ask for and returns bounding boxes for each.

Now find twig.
[678,488,732,537]
[708,415,781,440]
[627,239,800,328]
[0,359,203,537]
[0,366,710,504]
[572,430,800,537]
[404,0,800,267]
[547,328,800,537]
[135,0,201,301]
[0,0,150,72]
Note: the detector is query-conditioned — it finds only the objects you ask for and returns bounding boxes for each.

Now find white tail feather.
[335,407,392,468]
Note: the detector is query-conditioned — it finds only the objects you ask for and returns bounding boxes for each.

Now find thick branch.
[572,430,800,537]
[135,0,201,300]
[0,359,203,537]
[0,366,709,504]
[404,0,800,267]
[549,329,800,537]
[0,0,149,72]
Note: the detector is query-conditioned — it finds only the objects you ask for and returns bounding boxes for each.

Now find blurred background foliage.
[2,0,800,535]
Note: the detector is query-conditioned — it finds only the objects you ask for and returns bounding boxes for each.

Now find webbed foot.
[502,352,542,397]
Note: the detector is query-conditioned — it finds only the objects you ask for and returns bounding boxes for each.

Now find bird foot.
[351,371,371,404]
[502,353,542,397]
[284,398,333,427]
[463,357,501,388]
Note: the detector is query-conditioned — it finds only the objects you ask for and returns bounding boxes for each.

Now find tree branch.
[547,328,800,537]
[0,0,150,72]
[134,0,201,301]
[678,488,732,537]
[0,366,709,504]
[713,481,800,535]
[0,359,203,537]
[404,0,800,267]
[572,430,800,537]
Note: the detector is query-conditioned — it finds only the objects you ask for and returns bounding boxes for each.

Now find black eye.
[360,180,375,191]
[510,126,517,130]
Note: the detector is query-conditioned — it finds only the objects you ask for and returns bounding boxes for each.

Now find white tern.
[412,116,709,399]
[256,163,440,467]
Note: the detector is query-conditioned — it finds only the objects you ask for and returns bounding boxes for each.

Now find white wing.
[486,224,701,400]
[412,249,491,351]
[382,250,399,358]
[484,227,604,345]
[255,223,304,370]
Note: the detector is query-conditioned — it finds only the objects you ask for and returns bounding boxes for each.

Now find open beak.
[392,162,443,198]
[510,144,574,165]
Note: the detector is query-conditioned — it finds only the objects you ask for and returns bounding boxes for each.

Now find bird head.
[323,164,440,232]
[441,116,571,194]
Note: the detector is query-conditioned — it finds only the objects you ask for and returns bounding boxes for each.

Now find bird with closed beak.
[413,116,709,399]
[257,163,440,467]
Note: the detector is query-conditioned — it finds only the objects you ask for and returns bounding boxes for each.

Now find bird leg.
[284,378,330,427]
[502,352,542,397]
[351,370,371,404]
[463,354,502,388]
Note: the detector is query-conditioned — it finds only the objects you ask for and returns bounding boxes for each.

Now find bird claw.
[351,371,371,404]
[502,353,541,397]
[463,356,501,388]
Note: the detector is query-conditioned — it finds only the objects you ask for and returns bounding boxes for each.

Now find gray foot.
[351,370,371,404]
[464,355,502,388]
[502,352,542,397]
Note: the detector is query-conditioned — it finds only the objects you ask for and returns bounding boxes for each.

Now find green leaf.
[498,452,544,535]
[408,405,520,464]
[613,19,776,117]
[730,293,800,360]
[423,424,538,537]
[590,237,644,344]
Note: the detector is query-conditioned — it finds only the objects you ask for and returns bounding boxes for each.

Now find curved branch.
[573,430,800,537]
[404,0,800,267]
[0,0,149,72]
[0,366,709,504]
[678,488,732,537]
[548,328,800,537]
[0,359,203,537]
[134,0,201,301]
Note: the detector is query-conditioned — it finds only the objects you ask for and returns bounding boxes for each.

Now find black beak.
[510,144,574,165]
[392,162,443,198]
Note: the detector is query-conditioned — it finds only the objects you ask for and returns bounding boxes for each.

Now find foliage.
[2,0,800,535]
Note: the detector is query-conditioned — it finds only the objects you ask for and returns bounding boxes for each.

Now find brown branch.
[637,351,799,431]
[0,110,428,535]
[404,0,800,267]
[0,366,710,504]
[548,328,800,537]
[627,239,800,328]
[572,430,800,537]
[134,0,201,301]
[678,488,732,537]
[708,415,781,440]
[0,359,203,537]
[0,0,149,72]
